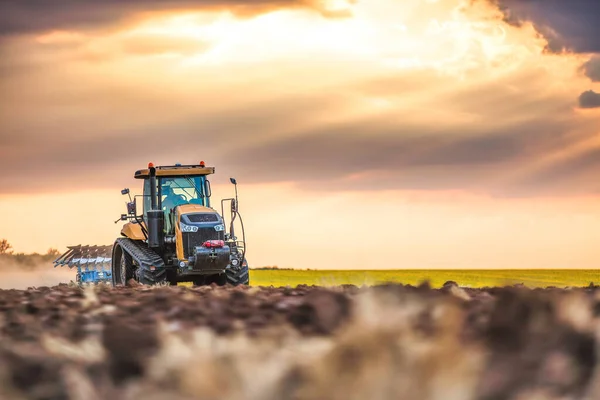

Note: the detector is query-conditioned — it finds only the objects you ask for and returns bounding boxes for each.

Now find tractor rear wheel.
[226,259,249,286]
[112,245,135,287]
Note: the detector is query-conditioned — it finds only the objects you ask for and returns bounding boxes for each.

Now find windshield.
[142,175,210,233]
[160,176,207,210]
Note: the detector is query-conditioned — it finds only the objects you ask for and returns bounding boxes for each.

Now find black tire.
[138,267,167,285]
[226,259,249,286]
[112,245,135,287]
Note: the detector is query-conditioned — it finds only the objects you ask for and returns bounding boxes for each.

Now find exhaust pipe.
[148,164,164,249]
[149,164,158,211]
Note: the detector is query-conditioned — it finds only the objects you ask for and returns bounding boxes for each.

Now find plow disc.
[54,245,113,284]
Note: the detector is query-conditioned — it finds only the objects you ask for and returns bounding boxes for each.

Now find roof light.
[175,163,182,166]
[199,161,206,167]
[148,162,154,168]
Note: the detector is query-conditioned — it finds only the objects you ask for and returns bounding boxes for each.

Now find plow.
[54,245,113,284]
[54,161,249,287]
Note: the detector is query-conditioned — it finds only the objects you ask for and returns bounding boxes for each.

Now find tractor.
[54,162,249,287]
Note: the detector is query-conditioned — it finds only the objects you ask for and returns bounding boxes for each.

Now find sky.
[1,0,600,269]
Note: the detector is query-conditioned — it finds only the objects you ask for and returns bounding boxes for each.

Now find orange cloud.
[1,0,599,197]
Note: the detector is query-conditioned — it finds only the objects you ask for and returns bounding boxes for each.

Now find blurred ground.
[0,282,598,400]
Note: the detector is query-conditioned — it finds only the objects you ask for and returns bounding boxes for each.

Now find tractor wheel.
[226,259,249,286]
[112,245,135,287]
[138,268,167,286]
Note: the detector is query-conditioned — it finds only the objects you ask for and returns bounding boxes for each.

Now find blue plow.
[53,245,113,285]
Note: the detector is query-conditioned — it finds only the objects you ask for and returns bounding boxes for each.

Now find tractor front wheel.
[138,268,168,286]
[226,259,249,286]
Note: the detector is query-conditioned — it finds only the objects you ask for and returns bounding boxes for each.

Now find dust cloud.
[0,260,76,289]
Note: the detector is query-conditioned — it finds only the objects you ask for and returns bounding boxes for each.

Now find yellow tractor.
[54,162,249,286]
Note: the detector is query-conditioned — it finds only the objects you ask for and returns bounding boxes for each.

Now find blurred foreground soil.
[0,282,598,400]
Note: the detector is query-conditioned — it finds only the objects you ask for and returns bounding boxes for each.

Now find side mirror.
[127,199,137,215]
[121,188,130,195]
[114,214,129,224]
[205,179,212,198]
[230,177,237,185]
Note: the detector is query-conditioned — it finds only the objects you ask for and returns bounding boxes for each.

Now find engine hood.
[176,204,217,215]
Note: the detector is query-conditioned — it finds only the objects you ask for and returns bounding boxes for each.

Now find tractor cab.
[135,163,214,233]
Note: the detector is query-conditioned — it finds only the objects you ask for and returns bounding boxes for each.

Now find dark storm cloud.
[582,56,600,82]
[0,0,349,35]
[494,0,600,53]
[578,90,600,109]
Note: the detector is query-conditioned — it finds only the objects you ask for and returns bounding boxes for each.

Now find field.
[1,266,599,399]
[249,269,599,288]
[0,282,599,400]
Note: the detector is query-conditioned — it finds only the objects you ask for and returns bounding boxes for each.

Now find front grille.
[182,228,224,258]
[187,213,219,223]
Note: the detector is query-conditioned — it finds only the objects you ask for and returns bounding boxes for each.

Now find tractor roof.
[134,164,215,179]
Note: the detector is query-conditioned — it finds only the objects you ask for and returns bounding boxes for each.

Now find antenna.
[230,178,238,211]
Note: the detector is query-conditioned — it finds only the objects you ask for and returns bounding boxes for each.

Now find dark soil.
[0,282,598,400]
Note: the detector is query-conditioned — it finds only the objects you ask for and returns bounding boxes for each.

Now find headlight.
[214,224,224,232]
[180,222,198,233]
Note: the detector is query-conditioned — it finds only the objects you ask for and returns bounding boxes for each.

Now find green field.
[248,269,599,288]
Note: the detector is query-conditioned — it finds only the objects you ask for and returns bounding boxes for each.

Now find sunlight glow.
[121,0,548,75]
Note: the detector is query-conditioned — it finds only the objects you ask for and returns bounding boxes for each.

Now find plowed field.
[0,282,598,400]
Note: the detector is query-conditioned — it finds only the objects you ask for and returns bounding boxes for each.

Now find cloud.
[120,35,211,56]
[0,0,599,197]
[582,55,600,82]
[220,111,585,196]
[0,64,592,196]
[578,90,600,109]
[512,146,600,196]
[0,0,353,35]
[494,0,600,53]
